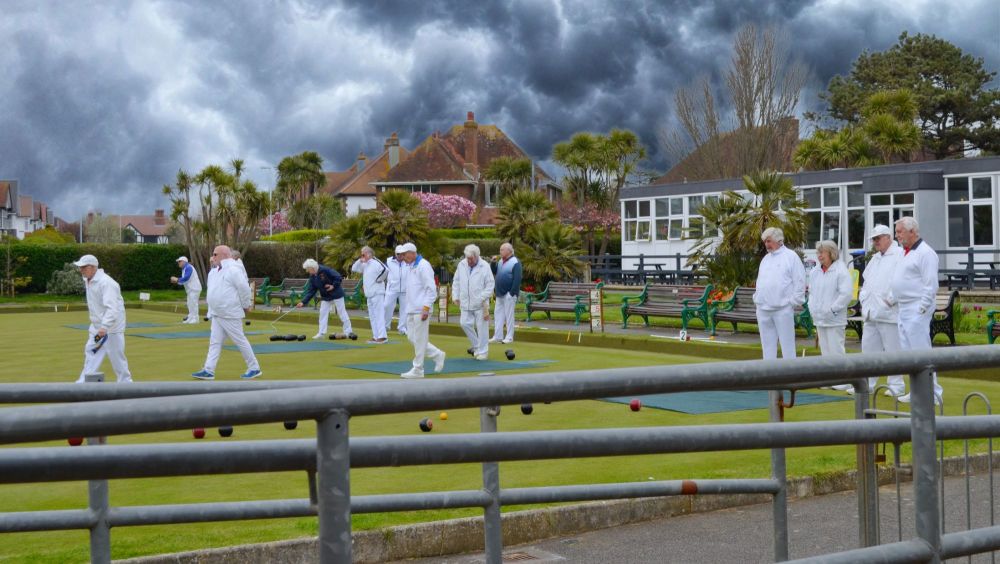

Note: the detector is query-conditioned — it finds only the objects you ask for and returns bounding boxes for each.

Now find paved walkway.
[395,473,999,563]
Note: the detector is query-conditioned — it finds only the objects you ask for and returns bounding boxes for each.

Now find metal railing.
[1,346,1000,563]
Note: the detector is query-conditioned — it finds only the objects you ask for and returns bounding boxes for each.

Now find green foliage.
[262,229,332,242]
[687,171,807,292]
[275,151,326,207]
[1,240,31,297]
[495,189,558,247]
[552,129,646,208]
[820,32,1000,159]
[482,157,533,199]
[447,238,502,260]
[45,263,85,295]
[286,194,344,230]
[22,226,76,245]
[242,242,320,282]
[432,227,498,239]
[85,214,122,244]
[324,191,446,271]
[520,221,584,286]
[5,243,188,293]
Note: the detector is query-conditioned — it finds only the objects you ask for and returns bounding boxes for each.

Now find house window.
[380,184,439,194]
[802,186,841,247]
[653,197,684,241]
[485,183,500,207]
[845,185,865,250]
[947,176,995,247]
[868,193,914,240]
[623,200,651,242]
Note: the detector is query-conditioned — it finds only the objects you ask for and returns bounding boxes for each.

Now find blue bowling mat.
[341,358,553,375]
[602,390,851,415]
[226,341,370,354]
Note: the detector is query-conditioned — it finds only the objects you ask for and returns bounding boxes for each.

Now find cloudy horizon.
[1,0,997,219]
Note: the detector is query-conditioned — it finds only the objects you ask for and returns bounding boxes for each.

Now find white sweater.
[351,257,387,296]
[206,259,252,319]
[404,256,437,315]
[452,258,494,311]
[890,239,938,313]
[807,259,854,327]
[858,243,903,323]
[84,269,127,334]
[753,245,806,311]
[385,256,407,294]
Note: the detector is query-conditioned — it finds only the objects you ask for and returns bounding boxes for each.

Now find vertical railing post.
[85,372,110,564]
[769,390,789,561]
[855,378,879,546]
[316,409,351,564]
[967,248,976,290]
[481,379,503,564]
[911,368,941,562]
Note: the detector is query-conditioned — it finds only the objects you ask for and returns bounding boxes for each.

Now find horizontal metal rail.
[0,380,378,403]
[1,347,997,444]
[2,416,998,483]
[0,479,780,532]
[787,538,934,563]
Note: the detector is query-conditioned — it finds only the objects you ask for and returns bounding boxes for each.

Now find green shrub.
[446,239,503,260]
[243,242,322,281]
[432,227,498,239]
[12,243,187,293]
[262,229,331,242]
[46,263,86,295]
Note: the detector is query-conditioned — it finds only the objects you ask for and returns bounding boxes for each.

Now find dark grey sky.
[1,0,997,217]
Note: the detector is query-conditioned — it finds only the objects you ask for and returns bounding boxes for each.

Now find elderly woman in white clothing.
[807,240,855,392]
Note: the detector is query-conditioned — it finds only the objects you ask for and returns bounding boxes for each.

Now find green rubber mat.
[602,390,851,415]
[64,322,166,330]
[131,331,270,340]
[341,358,554,375]
[224,341,369,354]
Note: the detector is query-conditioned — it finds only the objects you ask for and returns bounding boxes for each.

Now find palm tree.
[275,151,326,207]
[520,221,585,286]
[687,170,806,291]
[495,189,558,246]
[483,157,533,203]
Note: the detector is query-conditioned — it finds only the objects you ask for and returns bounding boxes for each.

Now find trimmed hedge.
[447,238,503,259]
[243,242,328,282]
[262,229,331,242]
[433,227,498,239]
[9,243,188,293]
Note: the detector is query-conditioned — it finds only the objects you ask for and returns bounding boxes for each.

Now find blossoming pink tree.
[257,211,292,235]
[556,200,620,255]
[415,193,476,228]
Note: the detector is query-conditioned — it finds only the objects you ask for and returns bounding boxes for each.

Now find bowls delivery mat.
[341,358,553,375]
[602,390,851,415]
[131,331,271,340]
[225,341,369,354]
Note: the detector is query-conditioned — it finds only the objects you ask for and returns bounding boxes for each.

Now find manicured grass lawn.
[0,308,998,562]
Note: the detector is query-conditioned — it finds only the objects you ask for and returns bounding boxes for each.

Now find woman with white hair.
[296,258,354,339]
[753,227,806,359]
[452,244,495,360]
[807,240,855,391]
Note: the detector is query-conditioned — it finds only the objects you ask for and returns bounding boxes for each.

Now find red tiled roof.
[339,149,410,196]
[119,214,170,236]
[18,195,32,217]
[0,182,11,209]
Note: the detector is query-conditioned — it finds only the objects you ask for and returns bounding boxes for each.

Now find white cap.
[871,225,892,239]
[401,242,417,253]
[394,245,405,254]
[73,254,99,268]
[176,256,188,263]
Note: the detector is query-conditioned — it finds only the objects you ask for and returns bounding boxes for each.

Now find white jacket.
[858,243,903,323]
[807,259,854,327]
[404,256,437,315]
[890,239,938,314]
[753,245,806,310]
[206,258,252,319]
[385,256,407,294]
[351,257,387,296]
[84,269,127,334]
[452,258,494,311]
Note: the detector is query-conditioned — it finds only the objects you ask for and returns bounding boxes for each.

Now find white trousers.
[897,303,943,398]
[756,306,797,360]
[204,317,259,373]
[406,313,443,375]
[367,293,387,340]
[816,326,846,356]
[185,288,201,322]
[862,320,906,394]
[460,308,490,355]
[318,298,353,336]
[492,294,516,342]
[384,291,407,334]
[78,329,133,383]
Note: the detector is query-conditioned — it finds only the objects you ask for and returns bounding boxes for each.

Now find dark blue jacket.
[494,256,522,297]
[300,265,344,303]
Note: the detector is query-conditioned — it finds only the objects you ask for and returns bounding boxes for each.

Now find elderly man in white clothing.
[351,246,388,344]
[890,217,942,404]
[171,256,202,324]
[753,227,806,359]
[453,244,495,360]
[74,254,134,383]
[400,242,446,378]
[807,240,855,393]
[491,242,521,344]
[384,245,408,336]
[192,245,261,380]
[858,224,906,397]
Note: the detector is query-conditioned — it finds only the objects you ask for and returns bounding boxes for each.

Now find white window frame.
[945,174,996,248]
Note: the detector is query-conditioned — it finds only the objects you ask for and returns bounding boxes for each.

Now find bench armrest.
[988,310,1000,321]
[620,285,648,307]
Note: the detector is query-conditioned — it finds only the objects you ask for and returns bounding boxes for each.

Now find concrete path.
[395,473,999,563]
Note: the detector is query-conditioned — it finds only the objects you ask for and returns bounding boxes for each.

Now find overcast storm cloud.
[1,0,997,217]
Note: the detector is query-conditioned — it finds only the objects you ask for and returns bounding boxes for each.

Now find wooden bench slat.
[524,282,603,325]
[621,284,713,331]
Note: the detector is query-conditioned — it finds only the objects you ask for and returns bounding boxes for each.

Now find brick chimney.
[386,132,400,169]
[154,209,166,225]
[463,111,478,172]
[356,151,367,172]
